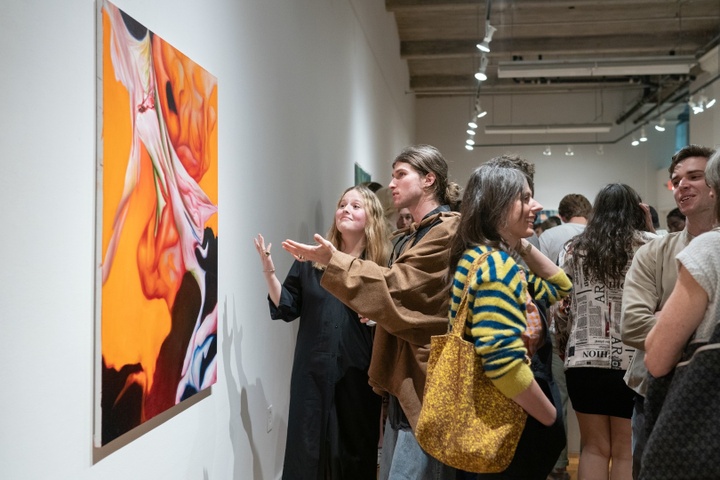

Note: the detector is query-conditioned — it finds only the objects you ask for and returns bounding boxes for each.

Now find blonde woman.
[254,185,390,480]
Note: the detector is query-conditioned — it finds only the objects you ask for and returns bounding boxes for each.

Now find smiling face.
[671,156,714,219]
[499,180,543,245]
[335,189,368,237]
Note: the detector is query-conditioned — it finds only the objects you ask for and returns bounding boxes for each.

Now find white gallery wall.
[0,1,412,479]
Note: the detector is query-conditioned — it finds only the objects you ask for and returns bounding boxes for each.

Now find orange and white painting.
[96,0,218,446]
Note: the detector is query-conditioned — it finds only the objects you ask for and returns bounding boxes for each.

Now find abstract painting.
[96,0,218,446]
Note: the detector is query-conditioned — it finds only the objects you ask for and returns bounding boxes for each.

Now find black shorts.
[566,367,634,419]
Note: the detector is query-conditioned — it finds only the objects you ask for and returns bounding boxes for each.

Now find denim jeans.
[378,398,456,480]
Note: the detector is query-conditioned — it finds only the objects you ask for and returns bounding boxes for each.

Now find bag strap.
[451,250,493,338]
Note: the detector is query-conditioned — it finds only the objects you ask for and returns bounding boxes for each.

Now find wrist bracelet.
[263,268,275,273]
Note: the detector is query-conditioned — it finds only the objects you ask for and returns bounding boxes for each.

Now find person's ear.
[424,172,436,189]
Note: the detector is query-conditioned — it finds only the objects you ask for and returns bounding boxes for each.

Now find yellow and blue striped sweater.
[449,245,572,398]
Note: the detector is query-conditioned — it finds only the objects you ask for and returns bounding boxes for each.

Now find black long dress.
[269,260,381,480]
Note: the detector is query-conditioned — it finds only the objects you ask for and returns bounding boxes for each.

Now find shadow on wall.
[224,295,287,480]
[224,296,263,479]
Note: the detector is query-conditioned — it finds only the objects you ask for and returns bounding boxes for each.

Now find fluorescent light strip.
[485,124,613,134]
[497,56,695,79]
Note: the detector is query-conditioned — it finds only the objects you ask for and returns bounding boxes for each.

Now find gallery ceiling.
[387,0,720,96]
[386,0,720,136]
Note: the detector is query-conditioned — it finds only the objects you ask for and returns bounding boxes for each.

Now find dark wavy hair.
[566,183,646,287]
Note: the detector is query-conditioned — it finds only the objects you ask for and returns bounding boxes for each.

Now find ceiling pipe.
[615,82,657,125]
[616,32,720,125]
[630,77,693,124]
[466,72,720,149]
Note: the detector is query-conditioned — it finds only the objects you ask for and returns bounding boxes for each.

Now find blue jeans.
[378,398,456,480]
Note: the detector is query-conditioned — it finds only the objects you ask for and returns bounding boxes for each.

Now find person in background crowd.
[539,196,591,265]
[546,216,562,229]
[621,144,716,479]
[538,193,591,480]
[647,205,667,236]
[254,184,391,479]
[396,208,414,230]
[360,181,383,193]
[535,216,560,237]
[282,145,462,479]
[449,161,571,479]
[665,207,686,233]
[447,182,463,211]
[556,184,656,480]
[375,186,398,235]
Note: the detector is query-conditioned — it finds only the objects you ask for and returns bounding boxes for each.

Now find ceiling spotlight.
[565,146,574,156]
[476,22,497,53]
[465,144,474,151]
[467,129,476,135]
[639,127,648,142]
[475,55,489,82]
[631,137,640,146]
[474,97,488,118]
[707,98,717,109]
[466,138,474,145]
[543,146,552,156]
[655,118,666,132]
[689,95,704,114]
[468,118,478,129]
[596,145,604,156]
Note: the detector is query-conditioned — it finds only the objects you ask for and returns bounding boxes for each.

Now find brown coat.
[321,211,461,429]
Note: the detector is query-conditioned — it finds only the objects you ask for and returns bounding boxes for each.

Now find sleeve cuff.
[490,361,535,399]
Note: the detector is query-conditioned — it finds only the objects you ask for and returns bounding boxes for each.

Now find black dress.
[270,260,381,480]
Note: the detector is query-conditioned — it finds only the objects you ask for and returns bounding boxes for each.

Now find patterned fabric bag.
[640,319,720,479]
[415,252,527,473]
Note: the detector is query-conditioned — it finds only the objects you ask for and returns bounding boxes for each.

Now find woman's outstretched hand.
[254,234,276,273]
[254,233,271,258]
[282,233,336,266]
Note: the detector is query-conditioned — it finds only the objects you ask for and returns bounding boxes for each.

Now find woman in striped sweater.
[448,161,572,479]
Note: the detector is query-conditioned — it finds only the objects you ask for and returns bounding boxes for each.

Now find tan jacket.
[321,211,460,429]
[621,229,692,395]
